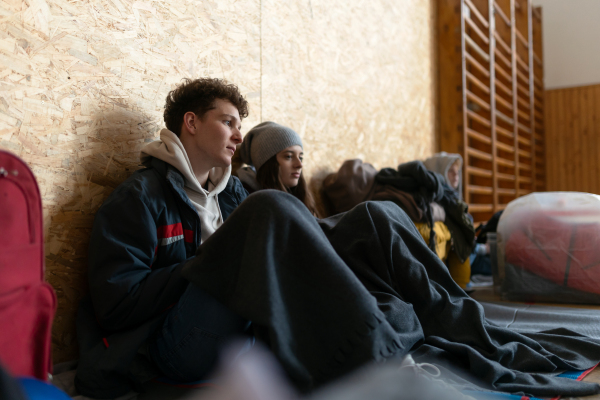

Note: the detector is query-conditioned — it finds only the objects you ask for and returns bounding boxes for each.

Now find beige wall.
[532,0,600,89]
[0,0,435,362]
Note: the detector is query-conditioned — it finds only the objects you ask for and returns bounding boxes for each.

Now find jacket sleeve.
[87,191,189,331]
[236,177,249,203]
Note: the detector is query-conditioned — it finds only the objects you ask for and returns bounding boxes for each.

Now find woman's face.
[276,145,303,188]
[447,162,461,189]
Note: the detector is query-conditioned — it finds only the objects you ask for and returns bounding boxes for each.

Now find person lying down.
[75,78,600,399]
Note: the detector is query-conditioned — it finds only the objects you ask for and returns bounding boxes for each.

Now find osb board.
[261,0,436,182]
[0,0,260,363]
[0,0,436,364]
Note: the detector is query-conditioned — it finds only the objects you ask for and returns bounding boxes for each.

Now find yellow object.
[446,250,471,290]
[415,221,471,289]
[414,221,452,261]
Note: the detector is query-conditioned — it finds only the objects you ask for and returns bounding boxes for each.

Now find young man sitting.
[76,78,600,399]
[75,78,251,397]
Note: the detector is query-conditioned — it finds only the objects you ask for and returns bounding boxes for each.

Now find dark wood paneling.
[546,84,600,194]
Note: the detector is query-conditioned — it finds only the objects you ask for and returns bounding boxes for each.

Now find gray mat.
[481,301,600,339]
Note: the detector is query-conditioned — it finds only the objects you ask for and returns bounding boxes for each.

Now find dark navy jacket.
[75,158,247,398]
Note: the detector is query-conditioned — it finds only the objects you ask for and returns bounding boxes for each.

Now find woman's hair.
[256,155,319,217]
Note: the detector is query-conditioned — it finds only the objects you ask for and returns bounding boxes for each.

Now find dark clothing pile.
[323,159,474,262]
[183,191,600,397]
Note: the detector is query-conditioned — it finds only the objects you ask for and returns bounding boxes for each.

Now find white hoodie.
[140,129,231,243]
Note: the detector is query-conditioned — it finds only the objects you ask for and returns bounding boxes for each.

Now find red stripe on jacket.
[156,223,194,243]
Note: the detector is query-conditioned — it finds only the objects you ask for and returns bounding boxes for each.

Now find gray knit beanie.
[239,121,303,171]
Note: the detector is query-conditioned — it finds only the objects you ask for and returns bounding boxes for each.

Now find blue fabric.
[148,283,253,382]
[17,377,70,400]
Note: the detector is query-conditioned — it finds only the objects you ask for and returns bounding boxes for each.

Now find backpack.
[0,150,57,380]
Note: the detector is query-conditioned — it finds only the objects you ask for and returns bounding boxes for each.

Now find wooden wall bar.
[438,0,544,224]
[545,84,600,194]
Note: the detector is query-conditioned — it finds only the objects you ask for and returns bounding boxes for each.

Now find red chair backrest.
[0,150,56,380]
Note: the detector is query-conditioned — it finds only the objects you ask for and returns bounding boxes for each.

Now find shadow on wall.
[45,107,159,363]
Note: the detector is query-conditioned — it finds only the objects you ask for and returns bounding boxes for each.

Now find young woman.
[236,121,319,216]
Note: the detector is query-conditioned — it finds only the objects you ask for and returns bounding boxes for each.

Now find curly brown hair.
[163,78,249,136]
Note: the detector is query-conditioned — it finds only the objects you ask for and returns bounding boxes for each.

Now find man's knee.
[239,189,305,216]
[360,200,412,223]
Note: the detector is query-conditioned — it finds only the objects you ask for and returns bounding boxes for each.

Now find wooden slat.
[495,93,513,111]
[518,122,531,133]
[466,165,492,177]
[535,179,545,187]
[469,185,493,194]
[533,52,542,67]
[519,163,532,171]
[518,109,530,121]
[517,95,530,109]
[497,188,517,195]
[496,110,514,125]
[517,189,532,196]
[466,71,490,94]
[497,157,516,167]
[494,32,511,55]
[469,204,494,213]
[516,28,528,48]
[534,133,543,141]
[533,7,541,20]
[518,176,532,183]
[465,0,489,28]
[495,48,511,68]
[467,110,491,127]
[495,79,512,97]
[465,16,489,44]
[494,2,510,26]
[516,69,529,85]
[496,125,514,139]
[496,141,514,153]
[467,90,491,111]
[466,35,490,62]
[497,172,516,181]
[517,83,530,97]
[518,148,531,158]
[516,55,529,72]
[466,128,492,144]
[466,53,490,78]
[467,147,493,161]
[518,135,530,145]
[495,62,512,82]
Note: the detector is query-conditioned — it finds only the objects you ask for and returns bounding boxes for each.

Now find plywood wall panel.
[261,0,436,179]
[545,84,600,194]
[0,0,260,363]
[0,0,435,363]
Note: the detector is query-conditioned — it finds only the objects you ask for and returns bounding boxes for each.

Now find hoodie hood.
[423,152,463,199]
[141,128,231,242]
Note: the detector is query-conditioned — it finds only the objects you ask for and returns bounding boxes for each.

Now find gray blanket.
[182,190,600,397]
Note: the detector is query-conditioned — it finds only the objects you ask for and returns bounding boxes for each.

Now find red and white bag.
[0,150,56,380]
